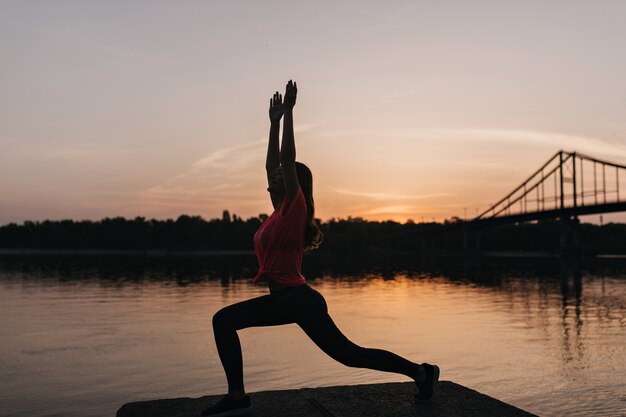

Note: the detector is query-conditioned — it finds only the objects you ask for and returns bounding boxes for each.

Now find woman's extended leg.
[295,286,422,381]
[212,294,294,396]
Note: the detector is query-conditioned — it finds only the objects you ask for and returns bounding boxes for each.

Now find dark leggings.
[212,283,420,393]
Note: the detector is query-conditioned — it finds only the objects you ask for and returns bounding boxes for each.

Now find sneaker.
[415,363,440,403]
[200,394,252,417]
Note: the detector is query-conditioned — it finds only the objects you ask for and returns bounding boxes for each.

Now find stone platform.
[117,381,538,417]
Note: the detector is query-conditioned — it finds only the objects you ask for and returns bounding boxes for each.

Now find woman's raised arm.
[280,80,299,202]
[266,91,283,210]
[266,91,282,172]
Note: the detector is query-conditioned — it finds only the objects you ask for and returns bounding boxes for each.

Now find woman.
[202,80,439,417]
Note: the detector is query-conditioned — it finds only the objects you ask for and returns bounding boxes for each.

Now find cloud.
[318,127,626,159]
[399,128,626,156]
[362,205,416,215]
[164,138,267,184]
[136,137,272,217]
[327,186,450,200]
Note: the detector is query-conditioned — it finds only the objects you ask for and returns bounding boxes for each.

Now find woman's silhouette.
[201,80,439,417]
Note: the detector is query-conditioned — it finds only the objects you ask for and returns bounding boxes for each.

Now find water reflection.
[1,253,625,417]
[559,259,583,368]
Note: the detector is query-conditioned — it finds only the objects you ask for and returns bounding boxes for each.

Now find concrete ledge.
[117,381,538,417]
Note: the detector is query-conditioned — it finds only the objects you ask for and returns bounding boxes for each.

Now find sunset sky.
[2,1,626,225]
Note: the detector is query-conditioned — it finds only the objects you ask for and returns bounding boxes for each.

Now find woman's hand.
[269,91,283,123]
[283,80,297,112]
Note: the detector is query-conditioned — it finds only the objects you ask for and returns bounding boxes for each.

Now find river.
[0,253,624,417]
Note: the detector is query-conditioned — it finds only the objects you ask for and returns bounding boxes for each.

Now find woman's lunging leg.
[298,310,421,380]
[212,294,294,395]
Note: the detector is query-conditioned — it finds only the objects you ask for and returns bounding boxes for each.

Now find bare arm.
[280,80,299,202]
[267,92,283,210]
[266,92,282,172]
[266,122,280,171]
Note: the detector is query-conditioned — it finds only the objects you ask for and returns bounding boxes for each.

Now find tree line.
[0,210,625,254]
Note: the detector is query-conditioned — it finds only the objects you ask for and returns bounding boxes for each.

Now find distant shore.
[0,249,255,256]
[1,248,625,259]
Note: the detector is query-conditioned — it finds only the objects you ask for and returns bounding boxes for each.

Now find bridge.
[472,150,626,226]
[371,150,626,257]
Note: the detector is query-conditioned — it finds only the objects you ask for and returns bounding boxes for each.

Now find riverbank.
[0,249,255,256]
[1,247,625,259]
[116,381,538,417]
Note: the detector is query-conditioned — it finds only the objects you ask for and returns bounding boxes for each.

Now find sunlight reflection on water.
[0,255,624,417]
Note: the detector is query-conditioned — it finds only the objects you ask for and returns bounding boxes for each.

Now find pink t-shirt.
[253,186,307,286]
